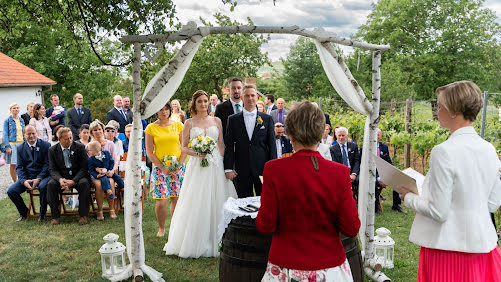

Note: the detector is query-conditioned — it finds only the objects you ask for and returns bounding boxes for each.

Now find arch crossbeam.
[120,25,390,51]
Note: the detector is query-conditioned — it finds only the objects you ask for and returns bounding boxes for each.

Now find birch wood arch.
[118,22,391,282]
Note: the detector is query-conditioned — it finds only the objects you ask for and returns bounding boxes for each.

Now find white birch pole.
[120,25,390,51]
[122,42,165,282]
[363,50,388,281]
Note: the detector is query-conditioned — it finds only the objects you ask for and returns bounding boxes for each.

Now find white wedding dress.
[163,126,237,258]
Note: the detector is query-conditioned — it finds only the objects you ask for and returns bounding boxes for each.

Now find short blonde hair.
[285,101,325,147]
[88,140,101,152]
[8,103,19,114]
[89,120,105,137]
[435,80,483,122]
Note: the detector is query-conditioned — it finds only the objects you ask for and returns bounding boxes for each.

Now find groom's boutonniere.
[256,115,264,127]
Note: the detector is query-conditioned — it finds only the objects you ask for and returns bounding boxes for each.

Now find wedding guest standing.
[256,101,360,281]
[215,77,244,139]
[29,103,52,142]
[257,101,266,113]
[145,102,186,237]
[321,124,333,145]
[3,103,25,182]
[45,94,67,130]
[399,81,501,281]
[87,120,119,220]
[170,99,186,124]
[67,93,92,141]
[21,102,35,126]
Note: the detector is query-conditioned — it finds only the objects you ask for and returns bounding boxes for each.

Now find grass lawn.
[0,188,499,281]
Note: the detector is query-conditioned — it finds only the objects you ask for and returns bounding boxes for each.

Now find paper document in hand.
[373,154,421,195]
[402,168,425,195]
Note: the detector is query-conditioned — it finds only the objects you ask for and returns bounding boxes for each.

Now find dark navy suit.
[7,139,51,218]
[278,135,293,156]
[88,150,124,192]
[107,107,132,133]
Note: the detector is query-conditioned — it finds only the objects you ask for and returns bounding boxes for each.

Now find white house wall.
[0,87,43,137]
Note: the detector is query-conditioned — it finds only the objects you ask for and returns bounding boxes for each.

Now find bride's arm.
[215,117,225,156]
[180,119,200,157]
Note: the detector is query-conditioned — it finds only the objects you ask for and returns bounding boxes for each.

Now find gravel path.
[0,165,11,200]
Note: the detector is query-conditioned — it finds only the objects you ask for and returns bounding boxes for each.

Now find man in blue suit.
[45,94,67,130]
[107,95,133,134]
[7,125,51,222]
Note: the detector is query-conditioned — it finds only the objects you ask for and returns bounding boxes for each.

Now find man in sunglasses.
[274,122,292,158]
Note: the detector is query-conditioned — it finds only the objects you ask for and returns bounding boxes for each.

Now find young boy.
[87,141,124,200]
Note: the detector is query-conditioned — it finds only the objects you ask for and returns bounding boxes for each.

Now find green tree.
[172,14,270,104]
[358,0,501,100]
[281,38,335,100]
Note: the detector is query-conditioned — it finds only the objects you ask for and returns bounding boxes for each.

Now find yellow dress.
[144,121,184,199]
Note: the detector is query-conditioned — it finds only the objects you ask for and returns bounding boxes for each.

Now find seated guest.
[7,125,51,222]
[123,124,145,155]
[47,127,90,225]
[330,127,360,186]
[256,101,360,281]
[50,124,64,146]
[321,124,333,145]
[105,121,124,158]
[76,124,90,146]
[274,122,292,158]
[87,141,123,200]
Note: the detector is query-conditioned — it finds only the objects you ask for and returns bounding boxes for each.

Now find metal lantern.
[99,233,127,279]
[374,227,395,269]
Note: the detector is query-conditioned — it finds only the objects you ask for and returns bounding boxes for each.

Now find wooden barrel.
[219,216,272,282]
[341,234,364,282]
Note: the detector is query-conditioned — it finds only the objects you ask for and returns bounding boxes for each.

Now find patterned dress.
[145,122,185,199]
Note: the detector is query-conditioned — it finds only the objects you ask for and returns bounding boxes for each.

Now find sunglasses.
[105,129,116,133]
[275,125,284,128]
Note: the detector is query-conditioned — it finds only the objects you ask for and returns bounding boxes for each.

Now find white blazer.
[404,126,501,253]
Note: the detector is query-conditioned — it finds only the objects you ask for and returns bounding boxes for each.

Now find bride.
[164,90,237,258]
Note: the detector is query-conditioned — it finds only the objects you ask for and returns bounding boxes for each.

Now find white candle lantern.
[99,233,127,279]
[374,227,395,269]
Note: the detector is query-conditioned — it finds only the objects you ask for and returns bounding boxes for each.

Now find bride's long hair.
[189,90,210,116]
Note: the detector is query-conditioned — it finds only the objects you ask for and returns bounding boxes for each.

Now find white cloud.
[170,0,501,61]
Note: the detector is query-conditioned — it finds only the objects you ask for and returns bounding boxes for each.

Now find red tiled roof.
[0,52,56,87]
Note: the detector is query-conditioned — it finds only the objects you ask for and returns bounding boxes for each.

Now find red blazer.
[256,150,360,270]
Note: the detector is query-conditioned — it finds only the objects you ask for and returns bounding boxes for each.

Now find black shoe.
[380,195,387,201]
[392,206,407,214]
[16,216,27,222]
[38,215,46,222]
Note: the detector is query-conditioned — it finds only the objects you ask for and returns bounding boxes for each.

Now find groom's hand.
[225,171,237,180]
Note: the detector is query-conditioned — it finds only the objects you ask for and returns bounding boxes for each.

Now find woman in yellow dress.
[145,102,186,237]
[170,99,186,124]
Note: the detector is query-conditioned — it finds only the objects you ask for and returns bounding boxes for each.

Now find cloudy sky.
[171,0,501,61]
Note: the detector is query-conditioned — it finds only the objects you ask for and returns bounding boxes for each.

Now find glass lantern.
[374,227,395,269]
[99,233,127,279]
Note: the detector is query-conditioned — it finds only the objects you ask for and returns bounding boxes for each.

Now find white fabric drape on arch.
[314,40,374,252]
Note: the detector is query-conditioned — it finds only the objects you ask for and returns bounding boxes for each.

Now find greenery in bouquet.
[162,155,182,172]
[188,135,217,167]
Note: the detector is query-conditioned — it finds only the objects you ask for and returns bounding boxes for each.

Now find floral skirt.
[262,260,353,282]
[149,164,185,199]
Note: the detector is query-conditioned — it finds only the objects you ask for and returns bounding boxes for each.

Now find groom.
[224,84,277,198]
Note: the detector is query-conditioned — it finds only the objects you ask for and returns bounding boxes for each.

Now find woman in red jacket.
[256,101,361,282]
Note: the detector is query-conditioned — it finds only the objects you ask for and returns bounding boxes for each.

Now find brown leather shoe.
[79,216,88,225]
[51,218,60,225]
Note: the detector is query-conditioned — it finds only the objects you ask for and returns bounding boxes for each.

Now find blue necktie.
[77,108,81,117]
[341,144,349,167]
[63,148,71,169]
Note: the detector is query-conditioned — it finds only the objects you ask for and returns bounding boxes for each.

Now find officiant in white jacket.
[399,81,501,281]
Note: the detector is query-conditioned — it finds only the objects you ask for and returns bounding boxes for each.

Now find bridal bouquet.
[188,135,217,167]
[162,155,182,172]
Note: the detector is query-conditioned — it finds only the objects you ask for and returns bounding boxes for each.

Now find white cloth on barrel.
[218,196,261,242]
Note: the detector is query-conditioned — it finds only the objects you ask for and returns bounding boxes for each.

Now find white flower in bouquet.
[188,135,217,167]
[162,155,182,172]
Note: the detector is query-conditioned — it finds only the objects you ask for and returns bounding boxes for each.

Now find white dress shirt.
[266,104,275,115]
[404,126,501,253]
[243,108,257,140]
[276,138,282,158]
[230,99,243,114]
